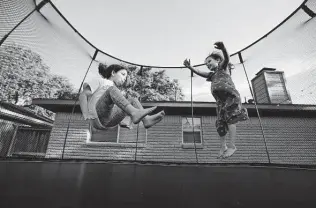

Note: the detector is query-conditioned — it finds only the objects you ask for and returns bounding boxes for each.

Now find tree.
[0,44,78,102]
[0,44,78,120]
[123,66,184,102]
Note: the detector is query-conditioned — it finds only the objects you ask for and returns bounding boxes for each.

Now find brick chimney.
[251,68,292,104]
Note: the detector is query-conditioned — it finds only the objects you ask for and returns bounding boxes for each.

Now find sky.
[52,0,304,66]
[25,0,315,104]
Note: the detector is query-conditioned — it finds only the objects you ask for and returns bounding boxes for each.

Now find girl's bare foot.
[143,111,165,129]
[130,106,157,124]
[223,146,237,158]
[217,145,228,159]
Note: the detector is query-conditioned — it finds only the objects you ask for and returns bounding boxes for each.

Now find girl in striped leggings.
[79,64,165,132]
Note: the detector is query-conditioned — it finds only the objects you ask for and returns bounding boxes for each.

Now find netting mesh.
[231,2,316,105]
[0,0,35,40]
[0,119,16,157]
[0,0,316,164]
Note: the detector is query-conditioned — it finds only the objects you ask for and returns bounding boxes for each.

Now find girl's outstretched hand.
[214,41,225,50]
[183,59,191,68]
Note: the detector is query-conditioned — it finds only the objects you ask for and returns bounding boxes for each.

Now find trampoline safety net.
[0,0,316,165]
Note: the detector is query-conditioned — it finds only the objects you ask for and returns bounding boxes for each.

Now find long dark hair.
[98,63,127,79]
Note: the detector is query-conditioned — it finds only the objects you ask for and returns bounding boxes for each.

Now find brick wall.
[46,113,316,165]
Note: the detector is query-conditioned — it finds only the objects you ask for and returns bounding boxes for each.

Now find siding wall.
[45,113,316,165]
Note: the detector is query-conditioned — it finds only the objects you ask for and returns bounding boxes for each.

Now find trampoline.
[1,0,316,207]
[1,160,316,208]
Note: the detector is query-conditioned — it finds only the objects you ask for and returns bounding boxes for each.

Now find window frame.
[86,124,119,144]
[86,123,147,148]
[181,116,203,149]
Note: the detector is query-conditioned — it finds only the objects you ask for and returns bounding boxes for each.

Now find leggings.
[95,86,143,128]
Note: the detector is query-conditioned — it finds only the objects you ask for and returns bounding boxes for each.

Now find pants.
[95,86,143,128]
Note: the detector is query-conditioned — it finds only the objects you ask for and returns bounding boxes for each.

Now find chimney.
[251,68,292,104]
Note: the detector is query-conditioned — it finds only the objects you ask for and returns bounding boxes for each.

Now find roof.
[0,102,54,128]
[255,68,276,76]
[32,99,316,118]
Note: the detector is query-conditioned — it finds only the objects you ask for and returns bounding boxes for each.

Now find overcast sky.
[39,0,315,104]
[53,0,303,66]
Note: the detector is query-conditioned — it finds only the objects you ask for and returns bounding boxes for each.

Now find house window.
[118,123,146,144]
[88,117,146,145]
[89,125,119,143]
[9,126,51,158]
[182,117,202,145]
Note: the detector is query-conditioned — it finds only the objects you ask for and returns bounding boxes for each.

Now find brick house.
[33,99,316,165]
